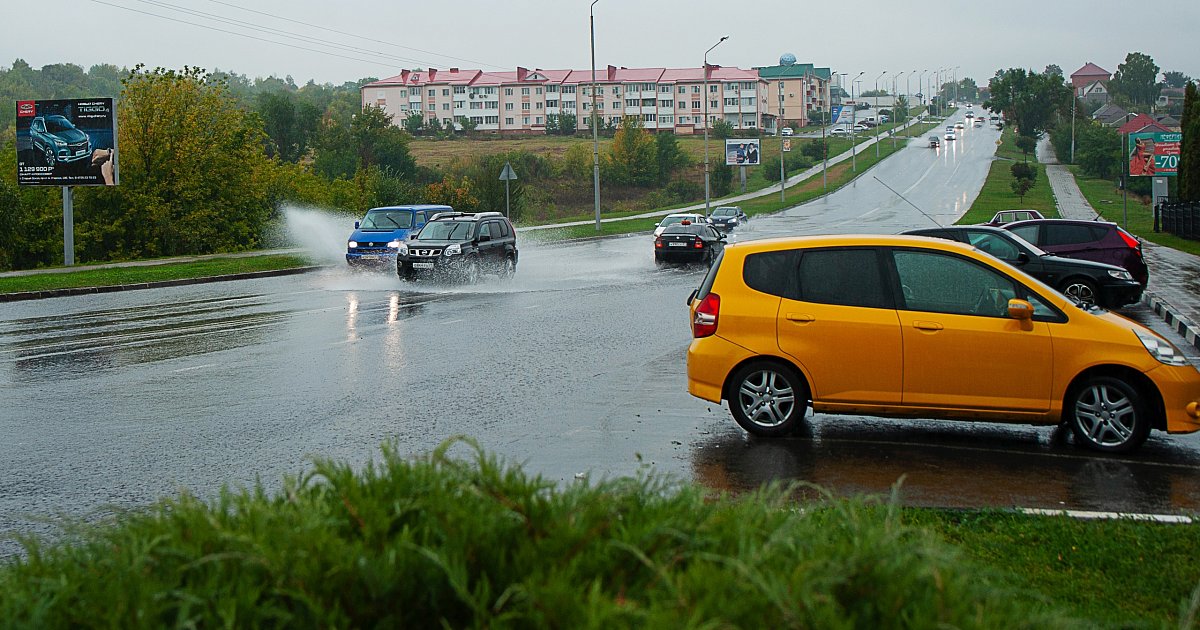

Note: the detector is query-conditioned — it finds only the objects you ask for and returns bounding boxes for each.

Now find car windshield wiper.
[385,216,402,228]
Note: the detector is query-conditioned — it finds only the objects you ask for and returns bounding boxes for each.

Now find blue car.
[346,205,451,268]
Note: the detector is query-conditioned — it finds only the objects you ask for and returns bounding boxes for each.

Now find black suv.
[904,225,1143,308]
[397,211,518,282]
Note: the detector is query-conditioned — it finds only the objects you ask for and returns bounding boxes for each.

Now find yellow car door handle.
[913,321,944,331]
[785,313,815,323]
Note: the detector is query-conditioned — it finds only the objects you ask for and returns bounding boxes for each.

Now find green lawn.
[0,254,314,294]
[957,127,1060,225]
[1068,166,1200,257]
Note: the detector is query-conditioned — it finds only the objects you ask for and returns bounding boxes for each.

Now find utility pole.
[702,36,729,216]
[778,80,785,202]
[589,0,601,231]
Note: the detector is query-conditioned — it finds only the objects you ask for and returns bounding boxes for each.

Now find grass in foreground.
[0,438,1091,628]
[0,254,314,294]
[1068,166,1200,258]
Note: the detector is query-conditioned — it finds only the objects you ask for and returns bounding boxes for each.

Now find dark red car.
[1003,219,1149,286]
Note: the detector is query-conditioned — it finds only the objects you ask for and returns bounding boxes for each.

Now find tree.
[1109,52,1161,108]
[457,116,477,135]
[606,115,657,186]
[654,132,689,185]
[557,113,577,135]
[404,112,424,135]
[1181,82,1200,201]
[1014,134,1038,162]
[986,68,1071,138]
[711,119,735,139]
[544,114,560,135]
[802,139,828,162]
[1010,177,1034,201]
[1044,64,1063,78]
[710,164,733,197]
[1163,71,1193,89]
[255,90,321,162]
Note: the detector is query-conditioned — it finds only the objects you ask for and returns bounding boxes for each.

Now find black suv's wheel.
[1060,278,1099,308]
[501,256,516,278]
[728,361,809,437]
[1066,376,1151,453]
[463,257,481,284]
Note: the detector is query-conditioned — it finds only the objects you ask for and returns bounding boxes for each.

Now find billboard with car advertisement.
[1128,131,1180,177]
[15,97,118,186]
[725,139,761,166]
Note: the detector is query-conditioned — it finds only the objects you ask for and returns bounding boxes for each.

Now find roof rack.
[429,211,504,221]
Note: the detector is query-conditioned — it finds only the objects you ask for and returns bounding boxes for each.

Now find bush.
[761,153,815,182]
[0,439,1074,627]
[1010,162,1038,183]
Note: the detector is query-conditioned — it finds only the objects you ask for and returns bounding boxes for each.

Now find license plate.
[359,255,380,260]
[412,262,434,269]
[668,242,687,247]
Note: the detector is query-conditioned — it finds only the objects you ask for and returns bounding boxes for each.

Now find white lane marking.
[441,319,464,324]
[1019,508,1193,524]
[172,363,217,373]
[524,305,541,310]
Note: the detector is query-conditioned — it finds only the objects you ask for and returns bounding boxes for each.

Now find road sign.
[782,138,792,152]
[498,162,517,180]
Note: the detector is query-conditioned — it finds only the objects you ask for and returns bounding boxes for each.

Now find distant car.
[944,131,956,141]
[346,204,447,268]
[857,120,878,128]
[904,225,1143,308]
[654,213,709,237]
[397,211,518,283]
[781,127,794,136]
[29,115,91,167]
[974,118,984,126]
[955,121,965,129]
[830,127,850,137]
[853,124,869,132]
[946,125,955,132]
[708,206,748,231]
[982,209,1045,227]
[1004,219,1149,286]
[928,136,940,148]
[654,221,725,264]
[879,114,889,123]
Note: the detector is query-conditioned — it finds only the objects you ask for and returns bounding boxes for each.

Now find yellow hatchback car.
[686,235,1200,453]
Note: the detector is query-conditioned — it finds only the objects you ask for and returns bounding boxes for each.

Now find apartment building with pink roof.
[362,64,767,135]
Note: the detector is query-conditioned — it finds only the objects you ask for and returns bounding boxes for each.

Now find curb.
[0,266,322,303]
[1142,289,1200,352]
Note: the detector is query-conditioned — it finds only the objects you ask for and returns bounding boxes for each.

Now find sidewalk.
[1040,139,1200,350]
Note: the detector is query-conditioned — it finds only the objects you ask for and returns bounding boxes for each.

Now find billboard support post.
[739,165,747,193]
[62,186,74,266]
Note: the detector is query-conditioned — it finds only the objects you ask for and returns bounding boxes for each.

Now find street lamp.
[918,69,927,105]
[954,66,960,105]
[850,71,863,171]
[875,70,886,157]
[891,71,903,149]
[589,0,601,231]
[702,35,729,216]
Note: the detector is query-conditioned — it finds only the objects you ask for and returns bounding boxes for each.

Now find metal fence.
[1157,201,1200,240]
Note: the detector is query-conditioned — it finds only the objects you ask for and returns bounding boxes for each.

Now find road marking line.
[173,363,217,373]
[1018,508,1193,524]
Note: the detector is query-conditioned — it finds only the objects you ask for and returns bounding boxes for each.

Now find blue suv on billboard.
[30,115,91,166]
[346,205,450,268]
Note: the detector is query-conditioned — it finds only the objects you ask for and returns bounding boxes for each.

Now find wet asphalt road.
[3,115,1199,556]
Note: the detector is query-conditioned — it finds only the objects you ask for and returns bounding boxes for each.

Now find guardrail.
[1156,201,1200,240]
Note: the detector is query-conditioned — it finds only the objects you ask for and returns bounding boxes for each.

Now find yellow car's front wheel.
[728,361,809,437]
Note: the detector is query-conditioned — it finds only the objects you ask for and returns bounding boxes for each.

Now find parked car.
[397,211,518,282]
[655,221,725,264]
[853,124,869,132]
[684,234,1200,453]
[1004,219,1149,286]
[708,206,748,231]
[346,205,448,268]
[654,213,709,237]
[29,115,91,167]
[904,226,1143,308]
[982,209,1045,227]
[928,136,940,148]
[830,127,850,137]
[781,127,794,136]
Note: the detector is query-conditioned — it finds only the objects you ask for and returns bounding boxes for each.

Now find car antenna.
[873,176,942,227]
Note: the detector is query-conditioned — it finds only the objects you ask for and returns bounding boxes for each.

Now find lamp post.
[589,0,601,231]
[702,36,729,216]
[874,71,886,157]
[953,66,960,105]
[1121,112,1135,227]
[891,71,903,149]
[918,70,927,106]
[778,80,785,202]
[850,71,863,171]
[1070,89,1077,163]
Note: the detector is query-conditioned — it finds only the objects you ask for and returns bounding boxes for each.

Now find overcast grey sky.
[3,0,1198,91]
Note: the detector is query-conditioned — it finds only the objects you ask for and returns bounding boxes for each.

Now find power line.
[204,0,509,71]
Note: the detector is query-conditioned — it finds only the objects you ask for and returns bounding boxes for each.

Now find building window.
[505,87,513,95]
[536,87,543,95]
[536,116,543,124]
[692,100,701,109]
[443,117,452,125]
[454,101,465,109]
[626,99,638,108]
[741,97,755,106]
[522,103,530,110]
[710,100,719,109]
[443,103,450,110]
[744,81,755,90]
[471,116,483,124]
[661,85,670,93]
[454,86,465,94]
[692,86,701,93]
[523,117,529,125]
[521,87,530,95]
[505,117,514,125]
[428,103,435,110]
[547,85,558,93]
[428,89,435,96]
[563,101,575,109]
[642,113,656,122]
[486,116,498,124]
[709,85,718,93]
[486,101,498,109]
[470,102,482,109]
[678,86,686,94]
[486,87,497,94]
[583,102,589,110]
[659,100,673,108]
[442,89,450,96]
[563,85,576,93]
[505,103,514,111]
[546,100,558,108]
[661,115,673,123]
[724,98,738,106]
[536,102,543,109]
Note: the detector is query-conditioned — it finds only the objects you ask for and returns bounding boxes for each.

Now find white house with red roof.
[362,64,767,135]
[1070,62,1111,104]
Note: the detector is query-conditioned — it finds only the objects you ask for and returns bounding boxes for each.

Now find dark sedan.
[708,206,748,231]
[654,222,725,264]
[904,225,1143,308]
